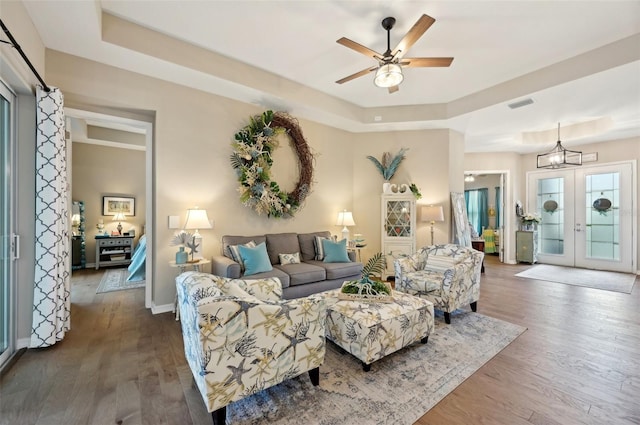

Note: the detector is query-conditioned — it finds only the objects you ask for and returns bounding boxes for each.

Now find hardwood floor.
[1,258,638,425]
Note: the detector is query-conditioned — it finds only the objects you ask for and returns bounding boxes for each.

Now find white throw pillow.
[425,255,459,272]
[279,252,301,265]
[313,236,328,261]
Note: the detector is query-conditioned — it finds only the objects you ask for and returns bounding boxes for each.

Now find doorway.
[65,108,154,307]
[527,161,635,273]
[464,170,509,263]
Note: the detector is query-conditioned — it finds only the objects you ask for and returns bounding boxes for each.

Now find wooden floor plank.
[0,258,638,425]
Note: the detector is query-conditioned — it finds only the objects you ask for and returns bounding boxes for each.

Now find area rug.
[96,268,145,293]
[515,264,636,294]
[226,312,526,425]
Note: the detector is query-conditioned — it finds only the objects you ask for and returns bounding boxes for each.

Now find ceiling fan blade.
[391,14,435,58]
[401,57,454,67]
[388,85,400,94]
[337,37,383,60]
[336,66,378,84]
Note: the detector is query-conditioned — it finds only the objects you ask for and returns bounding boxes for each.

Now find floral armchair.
[176,272,327,425]
[394,244,484,324]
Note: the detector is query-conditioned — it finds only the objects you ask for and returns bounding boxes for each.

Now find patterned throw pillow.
[313,236,328,261]
[278,252,301,265]
[228,240,256,270]
[425,255,459,272]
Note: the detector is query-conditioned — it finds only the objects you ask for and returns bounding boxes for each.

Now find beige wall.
[45,49,467,310]
[71,142,146,264]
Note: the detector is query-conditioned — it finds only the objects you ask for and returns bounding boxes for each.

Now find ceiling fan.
[336,14,453,93]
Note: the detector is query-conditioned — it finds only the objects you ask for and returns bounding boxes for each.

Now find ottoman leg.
[444,312,451,324]
[362,362,371,372]
[212,406,226,425]
[421,336,429,344]
[470,301,477,312]
[308,367,320,386]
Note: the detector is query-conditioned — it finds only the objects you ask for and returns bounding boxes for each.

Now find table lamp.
[112,212,126,235]
[421,205,444,245]
[336,210,355,242]
[184,207,212,260]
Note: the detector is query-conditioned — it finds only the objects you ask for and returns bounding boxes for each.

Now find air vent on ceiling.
[508,98,534,109]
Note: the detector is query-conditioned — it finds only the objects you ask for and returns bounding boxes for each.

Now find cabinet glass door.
[385,200,412,237]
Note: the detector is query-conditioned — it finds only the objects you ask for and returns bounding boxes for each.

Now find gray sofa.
[211,231,363,299]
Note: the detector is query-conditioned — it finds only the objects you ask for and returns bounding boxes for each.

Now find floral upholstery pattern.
[319,289,434,366]
[394,244,483,318]
[176,272,327,414]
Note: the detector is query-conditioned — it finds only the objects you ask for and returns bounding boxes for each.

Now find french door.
[0,81,15,370]
[527,162,635,273]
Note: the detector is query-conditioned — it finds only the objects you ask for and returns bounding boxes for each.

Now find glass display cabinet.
[381,193,416,278]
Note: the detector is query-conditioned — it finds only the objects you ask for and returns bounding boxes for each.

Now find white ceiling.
[22,0,640,153]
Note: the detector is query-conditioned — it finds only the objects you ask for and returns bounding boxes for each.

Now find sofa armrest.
[211,255,241,278]
[394,247,428,282]
[230,277,283,302]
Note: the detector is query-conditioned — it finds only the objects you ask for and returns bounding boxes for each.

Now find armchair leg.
[211,406,226,425]
[444,312,451,324]
[308,367,320,386]
[470,301,477,312]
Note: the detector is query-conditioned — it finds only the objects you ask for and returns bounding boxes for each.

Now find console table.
[95,236,135,270]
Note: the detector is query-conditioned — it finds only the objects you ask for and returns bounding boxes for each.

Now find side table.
[170,259,211,320]
[471,239,485,273]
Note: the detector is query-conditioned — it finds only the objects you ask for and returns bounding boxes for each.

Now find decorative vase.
[176,246,187,264]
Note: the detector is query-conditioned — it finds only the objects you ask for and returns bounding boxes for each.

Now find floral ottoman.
[320,289,435,371]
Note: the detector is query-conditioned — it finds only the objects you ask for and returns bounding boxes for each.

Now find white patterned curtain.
[31,86,70,348]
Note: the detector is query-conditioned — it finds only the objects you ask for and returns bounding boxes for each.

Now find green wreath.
[231,110,314,218]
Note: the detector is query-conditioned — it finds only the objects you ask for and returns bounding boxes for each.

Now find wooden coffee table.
[320,289,434,371]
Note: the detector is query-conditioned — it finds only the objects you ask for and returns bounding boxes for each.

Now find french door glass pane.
[585,172,620,260]
[537,177,564,255]
[1,92,9,358]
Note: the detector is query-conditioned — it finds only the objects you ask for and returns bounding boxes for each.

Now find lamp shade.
[184,208,212,230]
[335,210,355,227]
[374,63,404,88]
[421,205,444,223]
[112,212,126,222]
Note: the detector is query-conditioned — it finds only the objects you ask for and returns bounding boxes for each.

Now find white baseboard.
[152,303,175,315]
[17,338,30,349]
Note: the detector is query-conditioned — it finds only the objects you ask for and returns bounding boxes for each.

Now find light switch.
[168,215,180,229]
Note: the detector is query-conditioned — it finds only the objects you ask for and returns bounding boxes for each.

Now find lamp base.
[341,227,350,243]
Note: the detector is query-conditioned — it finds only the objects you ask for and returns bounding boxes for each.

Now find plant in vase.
[367,148,408,192]
[340,252,392,301]
[521,212,541,230]
[170,231,193,264]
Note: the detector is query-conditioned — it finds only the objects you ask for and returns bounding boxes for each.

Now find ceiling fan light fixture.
[374,63,403,88]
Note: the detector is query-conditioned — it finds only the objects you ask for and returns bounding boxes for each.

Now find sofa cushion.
[307,260,363,280]
[298,231,331,261]
[266,233,300,265]
[273,263,326,286]
[242,267,291,288]
[322,238,351,263]
[278,252,301,265]
[238,242,273,276]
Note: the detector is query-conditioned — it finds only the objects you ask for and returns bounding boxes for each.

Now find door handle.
[12,233,20,260]
[575,223,582,232]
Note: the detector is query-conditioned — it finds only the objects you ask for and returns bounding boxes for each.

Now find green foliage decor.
[366,148,408,181]
[231,110,314,218]
[341,252,391,297]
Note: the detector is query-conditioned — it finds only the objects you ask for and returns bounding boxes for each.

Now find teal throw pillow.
[322,238,351,263]
[238,242,273,276]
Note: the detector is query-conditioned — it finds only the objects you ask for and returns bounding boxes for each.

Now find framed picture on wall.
[103,196,135,216]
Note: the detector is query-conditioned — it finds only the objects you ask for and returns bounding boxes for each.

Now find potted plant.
[521,212,541,231]
[340,252,392,301]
